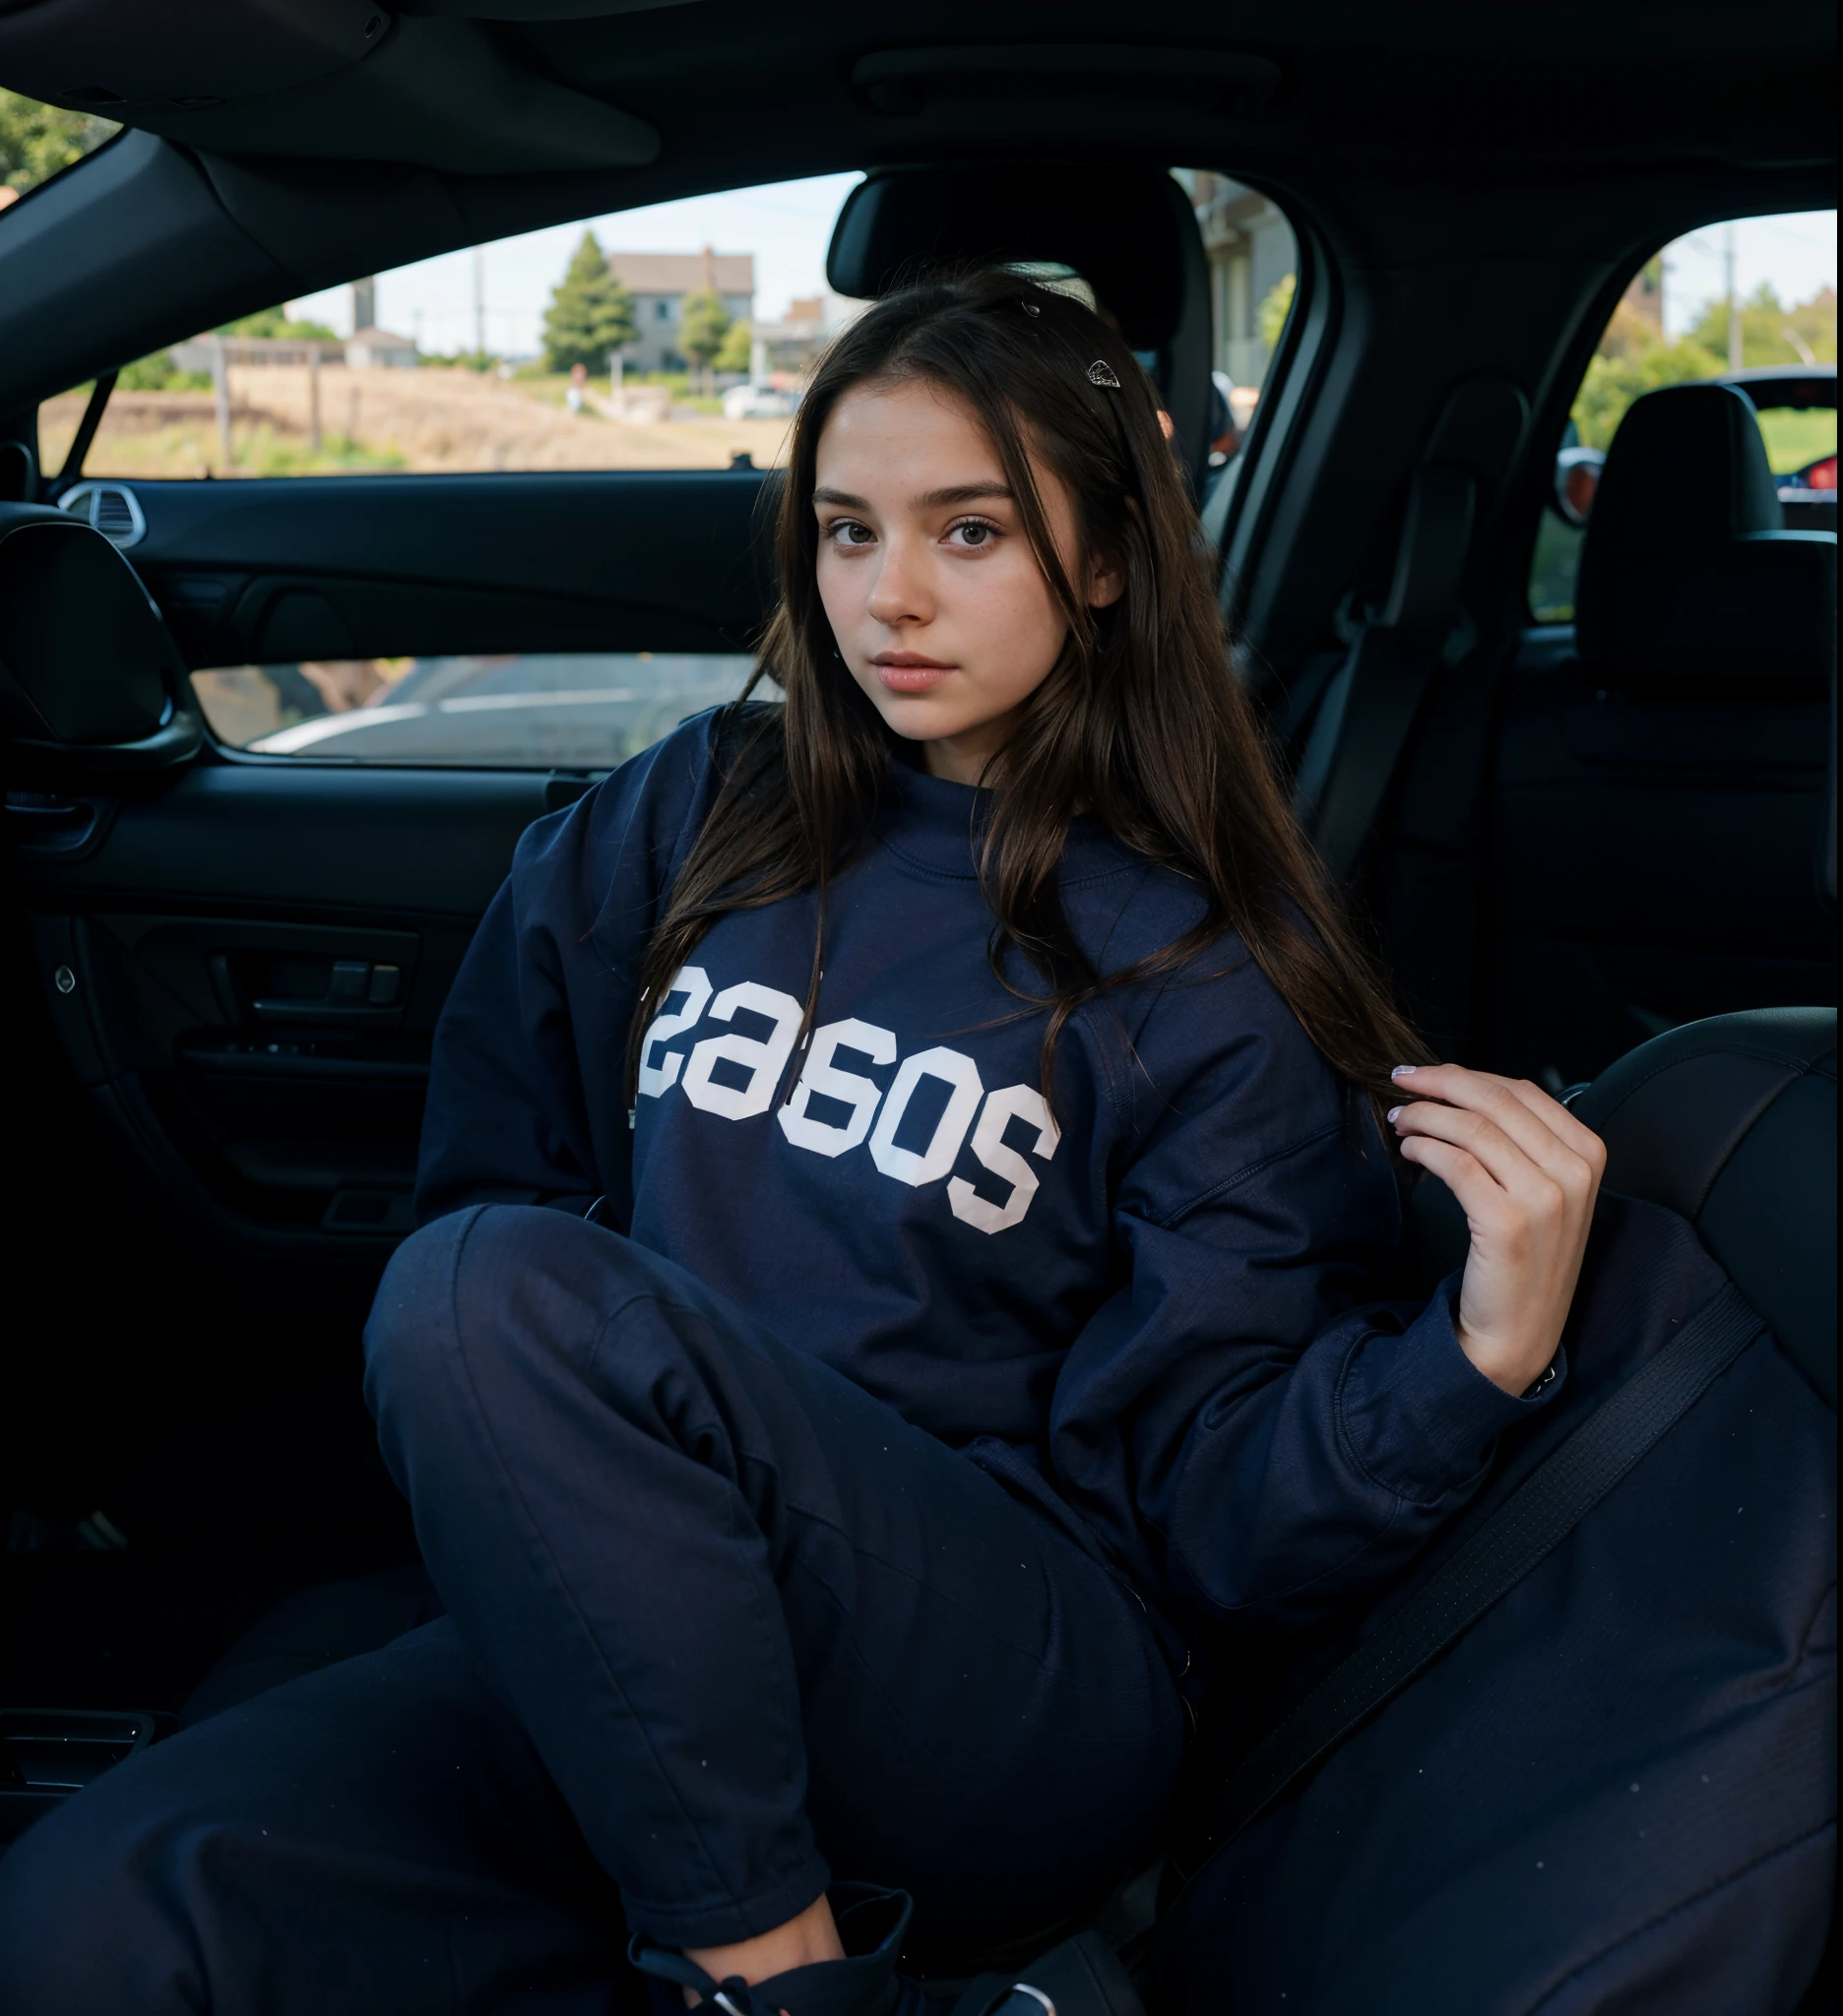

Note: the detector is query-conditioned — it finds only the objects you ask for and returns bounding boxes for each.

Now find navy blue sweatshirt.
[419,711,1557,1630]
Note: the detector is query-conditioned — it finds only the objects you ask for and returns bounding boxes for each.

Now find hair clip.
[1086,359,1121,390]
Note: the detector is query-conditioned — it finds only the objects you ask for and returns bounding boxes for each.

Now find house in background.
[607,248,754,372]
[746,294,831,387]
[346,325,417,368]
[346,277,417,367]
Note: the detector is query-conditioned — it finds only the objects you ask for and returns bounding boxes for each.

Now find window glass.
[48,168,1296,486]
[192,654,762,768]
[165,168,1294,770]
[1529,210,1836,623]
[1178,170,1299,479]
[45,173,864,480]
[0,89,119,208]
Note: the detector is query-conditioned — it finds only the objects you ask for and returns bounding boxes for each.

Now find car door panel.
[19,761,563,1257]
[127,470,774,666]
[13,457,767,1274]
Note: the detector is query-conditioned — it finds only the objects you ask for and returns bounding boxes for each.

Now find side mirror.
[1553,444,1606,527]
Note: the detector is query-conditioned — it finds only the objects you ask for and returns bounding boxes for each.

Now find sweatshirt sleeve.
[1044,979,1564,1632]
[414,716,724,1228]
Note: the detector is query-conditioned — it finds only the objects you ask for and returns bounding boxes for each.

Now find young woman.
[0,269,1605,2016]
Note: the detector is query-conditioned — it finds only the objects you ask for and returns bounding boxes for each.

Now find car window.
[1529,209,1836,624]
[0,88,119,210]
[41,172,865,481]
[170,171,1295,770]
[191,653,765,769]
[1177,169,1299,479]
[46,168,1295,491]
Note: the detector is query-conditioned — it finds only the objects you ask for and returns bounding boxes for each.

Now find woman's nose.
[865,536,932,628]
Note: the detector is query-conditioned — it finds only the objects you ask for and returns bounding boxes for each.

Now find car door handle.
[210,951,408,1026]
[250,958,403,1020]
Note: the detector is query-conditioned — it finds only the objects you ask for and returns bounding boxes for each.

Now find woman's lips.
[872,653,956,693]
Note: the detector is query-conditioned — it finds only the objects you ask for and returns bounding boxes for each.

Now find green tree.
[715,318,755,375]
[678,289,732,391]
[0,89,118,196]
[1571,333,1723,450]
[216,308,339,342]
[116,351,210,392]
[1688,282,1839,370]
[541,230,636,375]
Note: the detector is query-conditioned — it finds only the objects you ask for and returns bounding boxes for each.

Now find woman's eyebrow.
[916,482,1014,508]
[811,481,1014,512]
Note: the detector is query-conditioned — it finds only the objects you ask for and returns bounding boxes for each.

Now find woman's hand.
[1388,1064,1608,1397]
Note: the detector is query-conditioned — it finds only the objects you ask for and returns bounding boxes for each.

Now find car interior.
[0,3,1834,2009]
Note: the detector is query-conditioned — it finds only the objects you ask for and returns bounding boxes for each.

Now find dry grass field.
[40,365,794,480]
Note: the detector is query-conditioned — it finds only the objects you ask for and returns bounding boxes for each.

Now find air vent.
[58,480,147,550]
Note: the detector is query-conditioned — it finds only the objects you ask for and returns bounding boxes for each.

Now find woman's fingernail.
[1386,1105,1403,1124]
[1390,1064,1417,1080]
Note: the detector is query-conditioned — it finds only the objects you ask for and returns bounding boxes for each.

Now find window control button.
[367,963,402,1006]
[329,960,370,1003]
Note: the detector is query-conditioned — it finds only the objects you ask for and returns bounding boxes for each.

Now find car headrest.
[1571,1007,1837,1408]
[1575,382,1836,696]
[826,162,1216,494]
[0,502,201,774]
[826,163,1194,352]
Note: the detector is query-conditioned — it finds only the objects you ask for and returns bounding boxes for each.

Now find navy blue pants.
[0,1206,1183,2012]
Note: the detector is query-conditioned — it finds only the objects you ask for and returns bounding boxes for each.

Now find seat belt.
[1295,460,1477,880]
[1172,1281,1764,1883]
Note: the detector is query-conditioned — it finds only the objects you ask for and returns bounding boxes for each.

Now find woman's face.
[812,376,1121,786]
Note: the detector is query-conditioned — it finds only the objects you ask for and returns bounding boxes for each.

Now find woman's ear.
[1087,544,1126,610]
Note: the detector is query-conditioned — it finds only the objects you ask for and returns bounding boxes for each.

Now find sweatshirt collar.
[876,759,1126,886]
[877,762,987,879]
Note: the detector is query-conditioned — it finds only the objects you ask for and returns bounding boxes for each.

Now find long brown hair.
[627,267,1426,1114]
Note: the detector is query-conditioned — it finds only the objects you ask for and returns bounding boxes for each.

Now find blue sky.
[289,180,1835,359]
[1660,211,1836,336]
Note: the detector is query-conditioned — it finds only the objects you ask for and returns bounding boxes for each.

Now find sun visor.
[0,505,202,776]
[826,164,1193,350]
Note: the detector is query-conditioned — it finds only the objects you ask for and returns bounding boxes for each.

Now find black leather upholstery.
[1576,381,1835,695]
[0,501,202,775]
[826,163,1197,349]
[1572,1007,1837,1408]
[1407,1006,1837,1411]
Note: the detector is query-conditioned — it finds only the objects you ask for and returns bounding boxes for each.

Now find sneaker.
[631,1888,1143,2016]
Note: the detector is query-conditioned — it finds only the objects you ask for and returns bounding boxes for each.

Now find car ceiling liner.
[0,1,662,175]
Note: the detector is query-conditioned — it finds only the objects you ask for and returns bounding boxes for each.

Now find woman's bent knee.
[364,1204,564,1432]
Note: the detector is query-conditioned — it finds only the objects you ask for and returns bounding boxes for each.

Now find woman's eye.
[827,520,875,547]
[947,520,999,548]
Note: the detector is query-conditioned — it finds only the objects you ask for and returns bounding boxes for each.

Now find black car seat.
[1487,382,1836,1086]
[1161,1001,1836,2012]
[1570,1005,1836,1405]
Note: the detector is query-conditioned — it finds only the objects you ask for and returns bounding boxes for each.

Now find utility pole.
[210,333,231,470]
[1724,221,1743,372]
[473,245,485,358]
